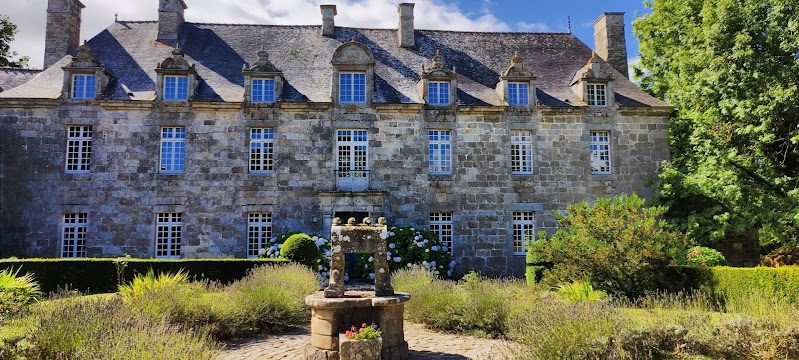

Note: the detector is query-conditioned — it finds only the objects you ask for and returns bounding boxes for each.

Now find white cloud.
[7,0,523,69]
[515,21,549,32]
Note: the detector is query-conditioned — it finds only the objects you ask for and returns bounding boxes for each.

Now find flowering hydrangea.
[259,231,333,284]
[355,225,455,280]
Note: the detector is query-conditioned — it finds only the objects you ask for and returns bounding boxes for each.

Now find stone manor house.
[0,0,671,275]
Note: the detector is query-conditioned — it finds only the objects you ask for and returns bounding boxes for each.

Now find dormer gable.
[570,52,615,107]
[419,50,457,107]
[242,46,284,105]
[155,46,199,102]
[61,41,109,101]
[331,39,375,108]
[497,52,536,108]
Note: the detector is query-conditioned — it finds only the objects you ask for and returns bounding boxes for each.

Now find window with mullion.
[251,78,276,103]
[428,129,452,174]
[429,212,453,254]
[71,74,96,99]
[508,82,529,106]
[586,83,607,106]
[590,130,612,174]
[512,211,534,255]
[249,128,274,174]
[160,127,186,173]
[66,125,92,173]
[427,81,450,105]
[62,213,87,258]
[339,72,366,104]
[163,75,189,101]
[511,130,533,174]
[156,212,182,258]
[247,212,272,258]
[336,129,368,179]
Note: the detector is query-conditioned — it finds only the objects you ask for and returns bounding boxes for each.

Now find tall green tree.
[633,0,799,251]
[0,15,28,68]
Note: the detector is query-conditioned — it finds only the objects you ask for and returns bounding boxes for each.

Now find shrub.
[529,194,684,298]
[358,226,455,280]
[668,266,799,304]
[684,246,727,267]
[556,280,609,302]
[118,269,188,298]
[280,234,323,269]
[0,267,40,319]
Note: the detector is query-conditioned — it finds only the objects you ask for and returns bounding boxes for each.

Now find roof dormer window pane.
[252,78,276,103]
[71,74,96,100]
[586,83,607,107]
[164,75,189,101]
[339,72,366,104]
[508,82,529,106]
[427,81,450,105]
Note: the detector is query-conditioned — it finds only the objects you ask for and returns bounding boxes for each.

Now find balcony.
[336,170,369,192]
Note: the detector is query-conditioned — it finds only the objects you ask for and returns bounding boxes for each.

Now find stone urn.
[339,336,382,360]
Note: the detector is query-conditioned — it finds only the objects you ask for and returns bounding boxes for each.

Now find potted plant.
[339,323,382,360]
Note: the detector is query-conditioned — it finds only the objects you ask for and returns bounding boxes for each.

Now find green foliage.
[0,297,219,359]
[525,265,545,285]
[0,267,40,319]
[0,258,288,294]
[529,194,685,298]
[0,15,28,68]
[118,269,188,298]
[633,0,799,250]
[357,226,455,280]
[343,324,382,340]
[556,280,609,302]
[280,234,323,269]
[683,246,727,267]
[672,265,799,304]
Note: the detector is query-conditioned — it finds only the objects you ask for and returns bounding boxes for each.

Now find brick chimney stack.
[44,0,84,68]
[158,0,187,43]
[594,12,629,78]
[397,3,415,48]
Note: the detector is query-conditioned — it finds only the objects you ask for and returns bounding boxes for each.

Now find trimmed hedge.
[667,265,799,303]
[525,265,545,286]
[0,258,289,294]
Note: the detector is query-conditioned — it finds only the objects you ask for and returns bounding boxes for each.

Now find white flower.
[416,242,424,248]
[368,256,374,262]
[422,261,428,266]
[277,243,283,248]
[414,235,422,240]
[393,257,401,262]
[425,249,430,253]
[389,232,396,236]
[369,273,376,280]
[389,243,396,249]
[312,236,318,241]
[364,264,369,269]
[431,246,439,251]
[318,265,323,270]
[410,227,415,231]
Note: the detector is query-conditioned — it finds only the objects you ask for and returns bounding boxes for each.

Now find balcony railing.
[335,169,370,191]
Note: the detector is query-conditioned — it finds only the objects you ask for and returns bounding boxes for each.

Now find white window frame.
[428,129,452,175]
[586,83,607,107]
[507,82,529,106]
[590,130,612,175]
[251,78,276,103]
[512,211,535,255]
[338,72,367,104]
[249,128,274,174]
[511,130,533,175]
[159,127,186,174]
[71,74,96,100]
[156,212,182,258]
[163,75,189,101]
[62,213,87,258]
[336,129,369,191]
[429,212,453,255]
[247,212,272,258]
[65,125,92,173]
[427,81,450,105]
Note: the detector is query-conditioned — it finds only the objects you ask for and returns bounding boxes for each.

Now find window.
[427,81,450,105]
[508,82,529,106]
[336,129,369,191]
[71,74,96,99]
[590,130,612,175]
[512,211,535,255]
[586,83,607,106]
[249,128,274,174]
[156,212,182,258]
[428,130,452,174]
[62,213,87,258]
[160,127,185,173]
[247,212,272,258]
[163,75,189,101]
[429,212,453,254]
[251,78,276,103]
[511,130,533,174]
[339,72,366,104]
[66,125,92,173]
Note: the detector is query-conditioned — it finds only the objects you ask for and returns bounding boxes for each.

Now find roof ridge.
[181,21,572,35]
[0,67,42,72]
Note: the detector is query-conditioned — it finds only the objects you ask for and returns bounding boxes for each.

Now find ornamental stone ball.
[347,217,357,225]
[378,217,386,225]
[333,217,342,225]
[363,217,372,225]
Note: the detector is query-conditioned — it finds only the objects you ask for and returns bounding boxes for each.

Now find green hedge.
[667,266,799,303]
[0,258,289,294]
[525,265,545,286]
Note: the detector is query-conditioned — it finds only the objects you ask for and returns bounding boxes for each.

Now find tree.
[0,15,28,68]
[633,0,799,252]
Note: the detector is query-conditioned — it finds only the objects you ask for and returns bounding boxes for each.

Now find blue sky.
[7,0,651,69]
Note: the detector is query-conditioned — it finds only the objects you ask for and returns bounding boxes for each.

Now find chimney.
[594,12,629,78]
[397,3,415,48]
[158,0,187,43]
[320,5,337,37]
[44,0,84,69]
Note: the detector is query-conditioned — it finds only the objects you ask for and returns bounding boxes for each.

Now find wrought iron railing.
[335,169,370,191]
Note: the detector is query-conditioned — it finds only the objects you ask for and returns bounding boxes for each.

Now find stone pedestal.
[305,291,410,360]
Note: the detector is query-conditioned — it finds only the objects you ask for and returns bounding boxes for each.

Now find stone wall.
[0,101,669,276]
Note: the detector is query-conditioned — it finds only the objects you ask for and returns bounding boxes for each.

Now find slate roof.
[0,21,668,108]
[0,68,41,93]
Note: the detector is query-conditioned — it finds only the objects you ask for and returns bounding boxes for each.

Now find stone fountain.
[304,217,410,360]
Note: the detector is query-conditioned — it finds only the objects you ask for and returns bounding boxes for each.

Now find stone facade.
[43,0,84,69]
[0,3,671,276]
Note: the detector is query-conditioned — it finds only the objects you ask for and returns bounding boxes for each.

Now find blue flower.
[389,243,396,249]
[393,257,402,263]
[431,245,440,251]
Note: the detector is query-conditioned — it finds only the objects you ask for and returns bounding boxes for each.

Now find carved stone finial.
[350,36,357,43]
[172,44,184,57]
[512,52,523,64]
[363,217,372,225]
[347,217,356,225]
[378,217,387,225]
[333,217,342,225]
[114,13,118,22]
[501,51,533,79]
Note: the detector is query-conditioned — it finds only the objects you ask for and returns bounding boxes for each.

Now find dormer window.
[427,81,450,105]
[163,75,189,101]
[339,72,366,104]
[507,82,529,106]
[586,83,607,106]
[71,74,96,99]
[420,50,457,108]
[251,78,276,103]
